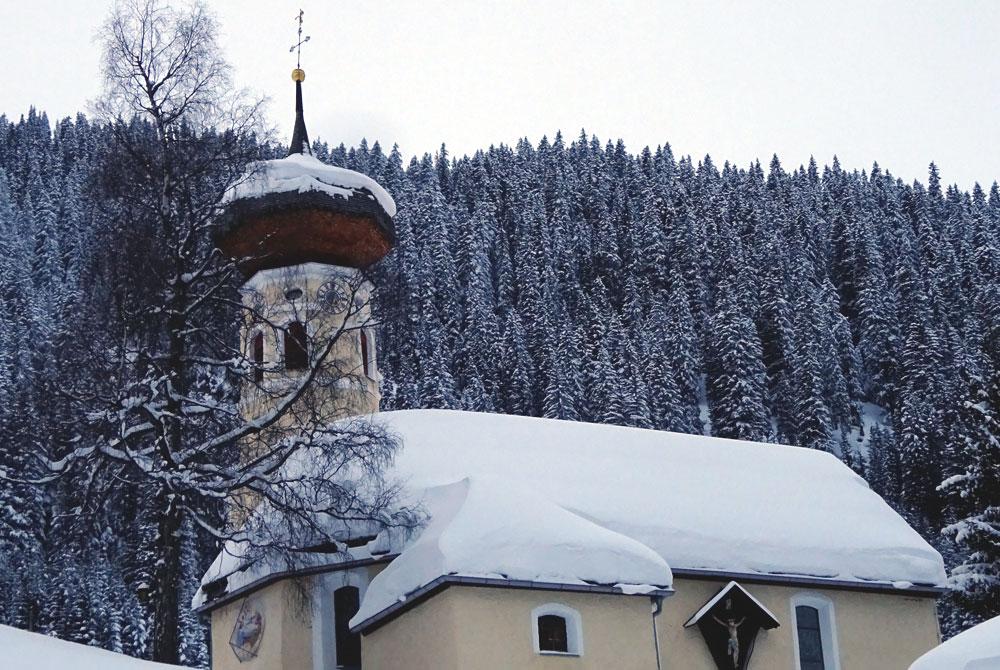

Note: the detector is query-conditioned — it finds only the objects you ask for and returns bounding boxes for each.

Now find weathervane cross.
[290,9,310,69]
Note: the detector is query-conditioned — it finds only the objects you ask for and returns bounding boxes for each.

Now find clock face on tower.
[319,278,351,313]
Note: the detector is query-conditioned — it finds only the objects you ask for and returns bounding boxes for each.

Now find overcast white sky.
[2,0,998,189]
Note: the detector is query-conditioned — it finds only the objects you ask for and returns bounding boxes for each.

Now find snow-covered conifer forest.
[0,108,998,662]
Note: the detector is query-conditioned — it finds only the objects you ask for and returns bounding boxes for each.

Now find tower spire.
[288,9,311,156]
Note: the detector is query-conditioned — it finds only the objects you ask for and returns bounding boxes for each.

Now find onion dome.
[216,69,395,278]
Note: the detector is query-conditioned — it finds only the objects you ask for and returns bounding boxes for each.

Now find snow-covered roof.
[909,616,1000,670]
[350,476,673,629]
[1,624,183,670]
[196,410,946,615]
[226,153,396,218]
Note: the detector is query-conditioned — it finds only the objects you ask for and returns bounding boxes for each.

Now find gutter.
[670,567,948,598]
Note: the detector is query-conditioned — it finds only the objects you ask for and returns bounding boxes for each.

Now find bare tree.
[21,1,410,662]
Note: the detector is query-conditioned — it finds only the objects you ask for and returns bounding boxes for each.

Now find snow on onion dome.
[349,477,674,630]
[224,152,396,218]
[214,67,396,275]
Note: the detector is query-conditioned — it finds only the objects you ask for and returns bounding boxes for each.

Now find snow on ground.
[226,152,396,216]
[909,616,1000,670]
[198,409,946,610]
[1,624,183,670]
[350,476,673,628]
[835,401,890,459]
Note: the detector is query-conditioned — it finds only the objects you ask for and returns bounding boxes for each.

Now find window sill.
[537,651,580,657]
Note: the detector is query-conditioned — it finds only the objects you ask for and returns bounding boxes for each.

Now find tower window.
[252,332,264,383]
[285,321,308,371]
[360,330,371,378]
[334,586,361,668]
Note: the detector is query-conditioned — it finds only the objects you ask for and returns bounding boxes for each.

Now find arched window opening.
[334,586,361,669]
[792,594,840,670]
[360,330,371,378]
[537,615,568,653]
[284,321,308,371]
[251,332,264,383]
[795,606,826,670]
[531,603,582,656]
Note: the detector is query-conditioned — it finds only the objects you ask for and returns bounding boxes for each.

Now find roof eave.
[349,576,675,635]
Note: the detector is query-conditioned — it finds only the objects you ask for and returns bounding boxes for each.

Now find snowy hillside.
[1,624,183,670]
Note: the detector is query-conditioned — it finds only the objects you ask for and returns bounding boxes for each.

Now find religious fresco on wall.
[230,598,265,662]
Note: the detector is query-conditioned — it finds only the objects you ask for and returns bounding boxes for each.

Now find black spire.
[288,10,311,156]
[288,75,311,156]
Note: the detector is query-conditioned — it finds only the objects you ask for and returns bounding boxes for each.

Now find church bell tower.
[215,64,396,425]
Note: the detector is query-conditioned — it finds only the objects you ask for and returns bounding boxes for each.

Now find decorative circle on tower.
[284,287,304,301]
[319,278,350,312]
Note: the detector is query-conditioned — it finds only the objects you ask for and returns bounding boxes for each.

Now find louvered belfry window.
[284,321,308,370]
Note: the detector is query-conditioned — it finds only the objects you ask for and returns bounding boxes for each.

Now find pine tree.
[941,333,1000,622]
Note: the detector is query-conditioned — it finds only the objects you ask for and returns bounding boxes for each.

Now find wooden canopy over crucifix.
[684,581,781,670]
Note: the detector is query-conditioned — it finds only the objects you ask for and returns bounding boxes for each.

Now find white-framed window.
[791,593,841,670]
[531,603,583,657]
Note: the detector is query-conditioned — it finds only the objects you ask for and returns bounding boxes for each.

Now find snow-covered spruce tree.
[706,275,772,442]
[940,331,1000,623]
[23,1,410,663]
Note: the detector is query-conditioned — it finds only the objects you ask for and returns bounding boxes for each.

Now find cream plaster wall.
[238,262,380,427]
[659,578,940,670]
[358,578,941,670]
[210,578,315,670]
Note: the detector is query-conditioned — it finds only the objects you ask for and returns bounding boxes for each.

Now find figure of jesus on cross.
[712,614,746,668]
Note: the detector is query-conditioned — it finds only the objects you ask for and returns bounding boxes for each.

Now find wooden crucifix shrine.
[684,581,780,670]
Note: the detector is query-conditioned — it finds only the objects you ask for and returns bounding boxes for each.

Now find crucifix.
[290,9,311,70]
[712,614,746,668]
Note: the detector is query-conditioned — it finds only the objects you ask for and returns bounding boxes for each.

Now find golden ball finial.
[292,68,305,82]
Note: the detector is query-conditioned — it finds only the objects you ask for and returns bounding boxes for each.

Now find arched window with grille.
[284,321,308,371]
[531,603,582,656]
[251,332,264,383]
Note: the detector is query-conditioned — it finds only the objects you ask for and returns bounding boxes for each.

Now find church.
[194,67,947,670]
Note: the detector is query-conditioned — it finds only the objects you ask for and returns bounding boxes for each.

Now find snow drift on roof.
[226,153,396,217]
[376,410,945,588]
[1,624,183,670]
[909,616,1000,670]
[196,409,946,609]
[350,476,673,628]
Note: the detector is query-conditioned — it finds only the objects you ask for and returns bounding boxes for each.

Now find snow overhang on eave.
[194,554,397,615]
[671,567,948,598]
[349,576,675,635]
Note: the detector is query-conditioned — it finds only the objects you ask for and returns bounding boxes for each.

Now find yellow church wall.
[210,578,314,670]
[360,586,660,670]
[659,577,940,669]
[357,577,941,670]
